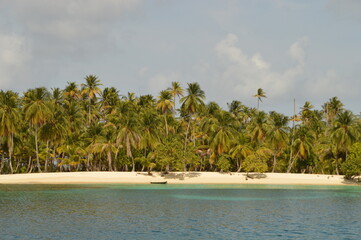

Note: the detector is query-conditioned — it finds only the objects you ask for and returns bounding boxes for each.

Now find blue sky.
[0,0,360,115]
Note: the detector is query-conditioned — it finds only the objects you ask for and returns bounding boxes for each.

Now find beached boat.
[150,181,167,184]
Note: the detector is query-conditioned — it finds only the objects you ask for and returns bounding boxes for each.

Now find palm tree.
[230,134,252,172]
[267,111,289,172]
[330,110,359,174]
[253,88,266,110]
[63,82,80,101]
[81,75,102,125]
[247,111,269,146]
[157,90,174,135]
[0,91,20,173]
[287,125,315,173]
[90,126,118,171]
[168,81,184,111]
[323,97,344,126]
[180,83,205,171]
[23,87,52,172]
[116,112,141,172]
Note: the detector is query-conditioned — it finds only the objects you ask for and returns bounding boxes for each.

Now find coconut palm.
[330,110,359,174]
[0,91,20,173]
[116,112,141,172]
[287,125,315,173]
[168,81,184,111]
[253,88,266,110]
[81,75,102,125]
[267,111,289,172]
[180,83,205,170]
[23,87,52,172]
[247,111,269,146]
[157,90,174,135]
[229,134,252,172]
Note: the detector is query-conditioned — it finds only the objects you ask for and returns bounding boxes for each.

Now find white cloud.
[0,34,29,89]
[307,70,358,97]
[213,34,306,99]
[288,37,308,65]
[148,72,179,95]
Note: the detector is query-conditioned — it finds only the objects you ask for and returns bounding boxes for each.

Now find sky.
[0,0,360,115]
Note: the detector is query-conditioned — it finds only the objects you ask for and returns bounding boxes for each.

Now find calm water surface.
[0,184,360,240]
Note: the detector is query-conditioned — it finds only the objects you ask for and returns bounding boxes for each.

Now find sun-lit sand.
[0,172,355,185]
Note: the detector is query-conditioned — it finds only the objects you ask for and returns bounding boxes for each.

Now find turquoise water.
[0,184,360,239]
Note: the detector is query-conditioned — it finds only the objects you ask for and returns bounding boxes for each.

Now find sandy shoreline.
[0,172,358,186]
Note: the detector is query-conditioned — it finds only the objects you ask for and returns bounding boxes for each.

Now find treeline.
[1,75,361,178]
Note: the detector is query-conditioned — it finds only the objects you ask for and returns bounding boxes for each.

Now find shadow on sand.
[162,172,201,180]
[242,173,267,179]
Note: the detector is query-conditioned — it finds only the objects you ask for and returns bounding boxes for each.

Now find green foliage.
[341,143,361,179]
[1,77,361,175]
[216,154,231,172]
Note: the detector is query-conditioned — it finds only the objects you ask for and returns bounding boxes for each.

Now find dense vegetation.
[0,75,361,178]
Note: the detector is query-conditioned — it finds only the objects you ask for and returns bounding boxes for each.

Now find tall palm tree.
[267,111,289,172]
[168,81,184,111]
[81,75,102,125]
[330,110,359,174]
[116,112,141,172]
[0,91,20,173]
[157,90,174,135]
[23,87,52,172]
[180,83,205,170]
[253,88,266,110]
[323,97,344,126]
[287,125,314,173]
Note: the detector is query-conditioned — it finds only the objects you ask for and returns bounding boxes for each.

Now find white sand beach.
[0,172,355,185]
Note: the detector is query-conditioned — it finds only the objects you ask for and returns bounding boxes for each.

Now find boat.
[150,181,167,184]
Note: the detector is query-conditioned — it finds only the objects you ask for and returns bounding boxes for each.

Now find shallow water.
[0,184,360,239]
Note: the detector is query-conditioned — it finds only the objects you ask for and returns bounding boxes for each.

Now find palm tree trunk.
[35,125,42,172]
[237,159,242,172]
[335,158,339,175]
[164,114,169,135]
[131,157,135,172]
[107,150,113,171]
[183,119,191,171]
[44,140,49,172]
[27,156,33,173]
[272,153,277,173]
[0,152,4,174]
[8,134,14,174]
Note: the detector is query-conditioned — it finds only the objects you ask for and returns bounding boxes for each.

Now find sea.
[0,184,360,240]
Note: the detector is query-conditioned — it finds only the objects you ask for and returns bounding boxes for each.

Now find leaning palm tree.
[23,87,52,172]
[157,90,174,135]
[0,91,20,173]
[253,88,266,110]
[81,75,102,125]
